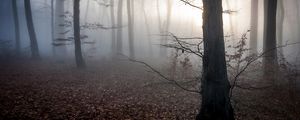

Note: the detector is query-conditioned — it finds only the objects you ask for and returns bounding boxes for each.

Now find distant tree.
[197,0,234,119]
[12,0,20,55]
[263,0,278,77]
[250,0,259,55]
[116,0,123,54]
[127,0,135,58]
[24,0,40,59]
[74,0,85,68]
[277,0,284,58]
[110,0,116,55]
[53,0,67,58]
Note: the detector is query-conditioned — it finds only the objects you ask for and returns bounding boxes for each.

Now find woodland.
[0,0,300,120]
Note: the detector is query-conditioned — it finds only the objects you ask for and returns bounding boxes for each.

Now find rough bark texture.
[197,0,234,120]
[250,0,259,55]
[12,0,20,55]
[24,0,40,59]
[263,0,278,76]
[127,0,135,58]
[116,0,123,54]
[74,0,86,68]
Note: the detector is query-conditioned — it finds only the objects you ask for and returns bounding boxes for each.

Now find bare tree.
[74,0,85,68]
[12,0,20,55]
[277,0,285,58]
[116,0,123,54]
[127,0,135,58]
[110,0,116,55]
[263,0,278,78]
[197,0,234,119]
[250,0,259,55]
[24,0,40,59]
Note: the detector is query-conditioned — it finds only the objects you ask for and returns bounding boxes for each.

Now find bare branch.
[122,55,201,94]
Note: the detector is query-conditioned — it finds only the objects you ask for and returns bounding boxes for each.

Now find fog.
[0,0,300,119]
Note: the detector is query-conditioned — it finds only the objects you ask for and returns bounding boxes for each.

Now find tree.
[110,0,116,55]
[197,0,234,119]
[116,0,123,54]
[263,0,278,77]
[277,0,284,58]
[74,0,85,68]
[127,0,135,58]
[250,0,259,55]
[24,0,40,59]
[12,0,20,55]
[53,0,67,58]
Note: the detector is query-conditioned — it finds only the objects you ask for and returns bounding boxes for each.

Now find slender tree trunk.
[250,0,259,55]
[141,0,153,56]
[51,0,55,56]
[116,0,123,54]
[263,0,278,78]
[197,0,234,119]
[110,0,116,55]
[277,0,284,59]
[53,0,67,58]
[24,0,40,59]
[74,0,85,68]
[12,0,20,55]
[127,0,135,58]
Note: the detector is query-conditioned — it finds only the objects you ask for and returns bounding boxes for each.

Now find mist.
[0,0,299,119]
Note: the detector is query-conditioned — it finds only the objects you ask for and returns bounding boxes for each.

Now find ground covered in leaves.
[0,58,299,120]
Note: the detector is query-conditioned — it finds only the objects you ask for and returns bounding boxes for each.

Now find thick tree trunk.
[127,0,135,58]
[12,0,20,55]
[116,0,123,54]
[263,0,278,77]
[250,0,259,55]
[110,0,116,55]
[24,0,40,59]
[74,0,85,68]
[197,0,234,119]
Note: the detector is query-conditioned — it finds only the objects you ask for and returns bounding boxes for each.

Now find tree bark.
[250,0,259,55]
[263,0,278,77]
[197,0,234,119]
[127,0,135,58]
[24,0,40,59]
[74,0,85,68]
[12,0,20,55]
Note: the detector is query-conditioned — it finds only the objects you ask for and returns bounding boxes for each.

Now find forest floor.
[0,58,299,120]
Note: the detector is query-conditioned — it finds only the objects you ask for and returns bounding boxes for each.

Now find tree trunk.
[250,0,259,55]
[110,0,116,55]
[127,0,135,58]
[263,0,278,78]
[24,0,40,59]
[197,0,234,119]
[54,0,67,58]
[74,0,85,68]
[141,0,153,56]
[12,0,20,55]
[51,0,54,55]
[116,0,123,54]
[277,0,284,59]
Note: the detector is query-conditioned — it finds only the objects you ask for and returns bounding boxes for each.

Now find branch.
[123,56,201,94]
[230,41,300,98]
